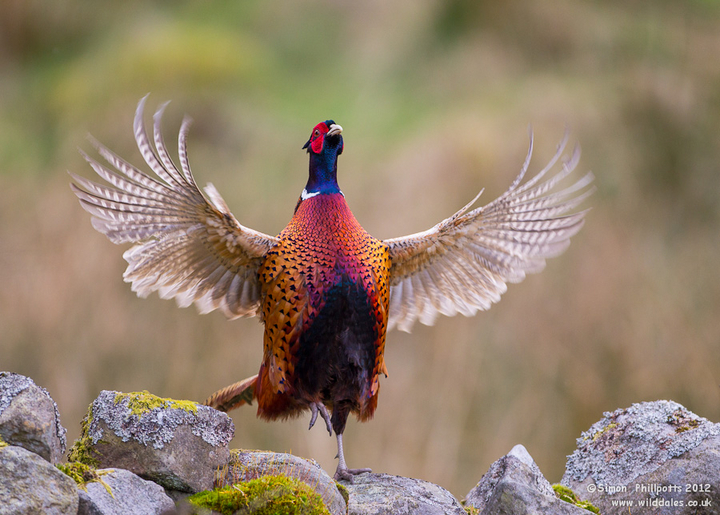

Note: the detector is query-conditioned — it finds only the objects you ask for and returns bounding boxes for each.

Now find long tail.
[205,374,258,412]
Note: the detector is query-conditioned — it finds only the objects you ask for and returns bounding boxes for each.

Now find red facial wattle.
[311,123,327,154]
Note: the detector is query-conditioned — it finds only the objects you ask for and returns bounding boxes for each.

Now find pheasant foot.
[308,401,332,436]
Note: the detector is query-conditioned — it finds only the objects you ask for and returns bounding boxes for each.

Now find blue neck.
[305,149,341,195]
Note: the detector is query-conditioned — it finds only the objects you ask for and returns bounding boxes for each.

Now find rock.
[68,390,234,492]
[464,444,590,514]
[0,444,79,514]
[343,472,466,515]
[218,449,347,515]
[76,468,175,515]
[0,371,67,463]
[562,400,720,514]
[164,490,198,515]
[188,474,333,515]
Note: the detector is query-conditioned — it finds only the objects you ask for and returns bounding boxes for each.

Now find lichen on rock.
[114,390,198,418]
[67,389,234,492]
[0,371,67,463]
[464,445,589,515]
[563,400,720,487]
[347,472,467,515]
[81,390,228,450]
[562,400,720,515]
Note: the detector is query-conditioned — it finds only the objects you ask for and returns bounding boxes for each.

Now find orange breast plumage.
[256,193,391,429]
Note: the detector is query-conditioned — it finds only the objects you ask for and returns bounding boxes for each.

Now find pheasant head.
[302,120,343,198]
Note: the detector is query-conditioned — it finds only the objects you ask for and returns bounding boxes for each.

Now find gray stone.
[77,468,176,515]
[0,444,79,515]
[0,371,67,463]
[219,449,347,515]
[70,390,234,492]
[562,400,720,514]
[163,490,198,515]
[465,445,589,514]
[343,472,466,515]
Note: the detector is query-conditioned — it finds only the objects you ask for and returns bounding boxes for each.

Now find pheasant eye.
[314,130,320,137]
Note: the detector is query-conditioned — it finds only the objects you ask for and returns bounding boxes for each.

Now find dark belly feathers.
[294,277,378,432]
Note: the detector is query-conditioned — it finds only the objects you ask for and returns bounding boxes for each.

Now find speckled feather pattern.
[256,193,390,422]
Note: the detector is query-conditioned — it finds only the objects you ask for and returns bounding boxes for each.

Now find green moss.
[334,481,349,505]
[114,390,198,418]
[0,435,7,448]
[588,422,618,442]
[675,419,700,433]
[553,484,600,513]
[56,462,113,496]
[67,405,100,467]
[67,391,199,465]
[67,436,100,467]
[460,499,480,514]
[189,474,331,515]
[221,450,345,511]
[57,461,94,485]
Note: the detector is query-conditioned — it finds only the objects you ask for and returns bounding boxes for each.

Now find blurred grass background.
[1,0,719,497]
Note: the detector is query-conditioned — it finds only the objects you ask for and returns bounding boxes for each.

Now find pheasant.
[71,97,593,481]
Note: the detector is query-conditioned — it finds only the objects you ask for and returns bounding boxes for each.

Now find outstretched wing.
[383,132,594,332]
[70,96,279,319]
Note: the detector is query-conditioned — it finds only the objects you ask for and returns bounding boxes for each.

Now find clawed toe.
[308,402,332,436]
[334,466,372,483]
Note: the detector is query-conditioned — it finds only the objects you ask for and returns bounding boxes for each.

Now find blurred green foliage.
[1,0,719,498]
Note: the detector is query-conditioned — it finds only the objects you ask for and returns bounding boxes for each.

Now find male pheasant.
[71,97,593,481]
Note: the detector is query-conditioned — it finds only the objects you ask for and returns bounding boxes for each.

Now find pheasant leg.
[334,433,371,482]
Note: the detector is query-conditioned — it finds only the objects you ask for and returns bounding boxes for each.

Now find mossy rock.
[114,390,198,417]
[66,405,99,467]
[221,449,347,514]
[190,474,331,515]
[553,484,600,514]
[56,462,112,494]
[66,389,234,492]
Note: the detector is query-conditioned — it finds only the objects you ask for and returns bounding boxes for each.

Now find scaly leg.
[308,401,332,436]
[334,433,371,482]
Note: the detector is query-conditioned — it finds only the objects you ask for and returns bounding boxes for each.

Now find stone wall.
[1,371,718,514]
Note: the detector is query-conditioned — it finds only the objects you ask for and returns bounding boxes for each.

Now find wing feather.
[71,96,278,319]
[384,131,594,332]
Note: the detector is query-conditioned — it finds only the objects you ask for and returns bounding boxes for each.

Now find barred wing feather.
[383,132,594,332]
[70,96,278,319]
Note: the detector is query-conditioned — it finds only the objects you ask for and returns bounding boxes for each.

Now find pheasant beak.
[327,124,343,137]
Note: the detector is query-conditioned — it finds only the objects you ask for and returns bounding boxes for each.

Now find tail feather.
[205,374,258,412]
